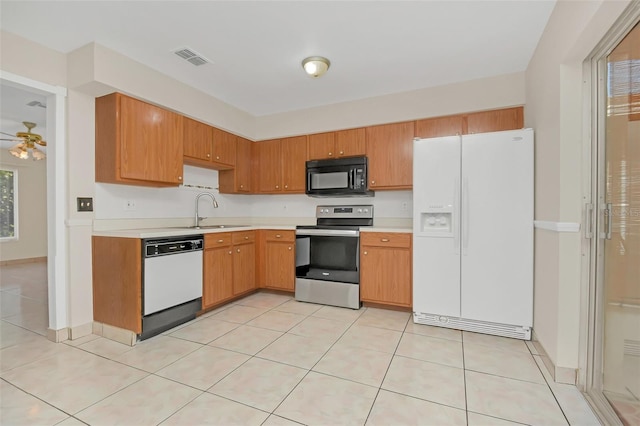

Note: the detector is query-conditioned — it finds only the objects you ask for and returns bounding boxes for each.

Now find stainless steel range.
[295,204,373,310]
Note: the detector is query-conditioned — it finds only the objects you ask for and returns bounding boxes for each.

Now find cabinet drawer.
[205,233,232,248]
[232,230,256,245]
[361,232,411,248]
[264,230,295,242]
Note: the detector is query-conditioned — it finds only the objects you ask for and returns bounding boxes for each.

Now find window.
[0,169,18,240]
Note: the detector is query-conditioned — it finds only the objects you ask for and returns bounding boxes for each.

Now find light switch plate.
[77,197,93,212]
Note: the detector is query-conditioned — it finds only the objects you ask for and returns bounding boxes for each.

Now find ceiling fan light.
[302,56,330,78]
[9,143,26,159]
[31,146,46,161]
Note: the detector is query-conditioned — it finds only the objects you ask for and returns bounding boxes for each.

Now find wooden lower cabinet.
[92,236,142,333]
[203,231,256,309]
[258,230,295,291]
[360,232,412,308]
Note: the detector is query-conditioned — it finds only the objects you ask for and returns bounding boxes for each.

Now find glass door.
[590,17,640,426]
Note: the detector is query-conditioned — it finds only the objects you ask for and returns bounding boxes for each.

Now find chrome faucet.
[194,192,219,228]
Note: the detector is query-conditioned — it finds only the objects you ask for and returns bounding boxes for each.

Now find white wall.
[525,0,631,375]
[0,151,47,261]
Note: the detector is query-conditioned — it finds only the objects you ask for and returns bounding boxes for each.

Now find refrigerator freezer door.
[460,129,533,326]
[413,136,462,317]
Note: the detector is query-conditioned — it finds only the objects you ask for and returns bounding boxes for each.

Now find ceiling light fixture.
[302,56,331,78]
[2,122,47,161]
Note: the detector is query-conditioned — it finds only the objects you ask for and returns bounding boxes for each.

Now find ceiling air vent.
[172,47,211,67]
[27,100,46,108]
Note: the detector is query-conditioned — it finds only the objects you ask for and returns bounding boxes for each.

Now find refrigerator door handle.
[584,203,594,239]
[454,177,460,254]
[462,177,470,255]
[599,203,613,240]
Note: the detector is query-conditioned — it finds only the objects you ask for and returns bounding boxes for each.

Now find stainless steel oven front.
[294,205,373,310]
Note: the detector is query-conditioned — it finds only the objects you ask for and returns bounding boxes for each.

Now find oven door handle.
[296,229,360,237]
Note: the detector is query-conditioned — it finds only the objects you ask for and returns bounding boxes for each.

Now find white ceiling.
[0,84,47,150]
[0,1,556,117]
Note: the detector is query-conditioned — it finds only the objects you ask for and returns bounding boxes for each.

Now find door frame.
[0,70,68,336]
[580,3,640,424]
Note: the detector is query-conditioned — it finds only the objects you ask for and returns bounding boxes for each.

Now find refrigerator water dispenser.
[419,208,453,236]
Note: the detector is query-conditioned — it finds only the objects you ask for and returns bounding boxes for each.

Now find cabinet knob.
[207,153,211,158]
[339,151,344,155]
[228,250,232,255]
[364,251,368,255]
[328,152,333,156]
[276,185,280,189]
[237,248,241,253]
[381,238,390,242]
[288,246,292,250]
[284,185,288,189]
[370,180,375,185]
[216,156,220,160]
[244,236,249,240]
[217,239,224,243]
[178,176,183,181]
[275,234,282,238]
[240,184,244,189]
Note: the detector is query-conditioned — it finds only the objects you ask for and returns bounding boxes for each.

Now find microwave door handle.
[350,169,356,189]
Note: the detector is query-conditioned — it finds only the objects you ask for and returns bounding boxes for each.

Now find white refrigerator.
[412,128,533,340]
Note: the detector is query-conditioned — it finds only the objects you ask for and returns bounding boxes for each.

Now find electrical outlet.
[125,200,137,211]
[77,197,93,212]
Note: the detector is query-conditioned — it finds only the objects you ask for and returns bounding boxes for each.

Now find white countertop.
[92,224,411,239]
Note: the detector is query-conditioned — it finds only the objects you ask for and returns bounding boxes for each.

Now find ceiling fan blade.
[35,140,47,146]
[0,138,21,142]
[0,131,18,137]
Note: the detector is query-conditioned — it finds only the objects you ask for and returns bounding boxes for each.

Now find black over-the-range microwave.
[305,156,374,197]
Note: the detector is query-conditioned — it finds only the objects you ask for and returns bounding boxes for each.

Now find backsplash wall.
[95,165,413,223]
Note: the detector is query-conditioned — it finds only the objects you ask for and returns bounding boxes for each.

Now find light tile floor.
[0,263,603,425]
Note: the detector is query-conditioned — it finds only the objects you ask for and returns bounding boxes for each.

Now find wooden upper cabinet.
[308,128,365,160]
[466,106,523,134]
[211,127,236,168]
[255,139,282,193]
[96,92,183,186]
[335,128,366,158]
[415,115,464,139]
[308,132,335,160]
[219,136,253,194]
[255,136,307,194]
[281,135,307,193]
[183,117,212,162]
[366,121,414,190]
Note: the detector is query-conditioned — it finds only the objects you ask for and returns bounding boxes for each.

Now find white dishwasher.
[141,235,203,340]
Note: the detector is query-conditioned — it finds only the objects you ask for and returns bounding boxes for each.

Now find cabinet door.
[211,127,236,168]
[264,241,295,290]
[415,115,464,138]
[466,107,523,134]
[308,132,335,160]
[235,136,252,192]
[335,128,366,158]
[256,139,282,193]
[360,246,412,307]
[281,135,307,193]
[203,246,233,308]
[183,117,212,161]
[233,242,256,294]
[365,121,414,189]
[120,95,183,184]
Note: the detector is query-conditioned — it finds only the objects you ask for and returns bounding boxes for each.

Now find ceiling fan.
[1,121,46,160]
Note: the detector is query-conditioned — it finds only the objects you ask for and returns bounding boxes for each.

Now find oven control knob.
[357,208,362,213]
[364,208,369,213]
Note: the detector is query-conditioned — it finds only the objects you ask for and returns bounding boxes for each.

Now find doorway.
[0,71,67,339]
[586,10,640,426]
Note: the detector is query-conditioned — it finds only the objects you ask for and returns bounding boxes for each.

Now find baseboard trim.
[0,256,47,266]
[46,327,69,343]
[532,331,577,385]
[93,322,137,346]
[70,322,93,340]
[533,221,580,233]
